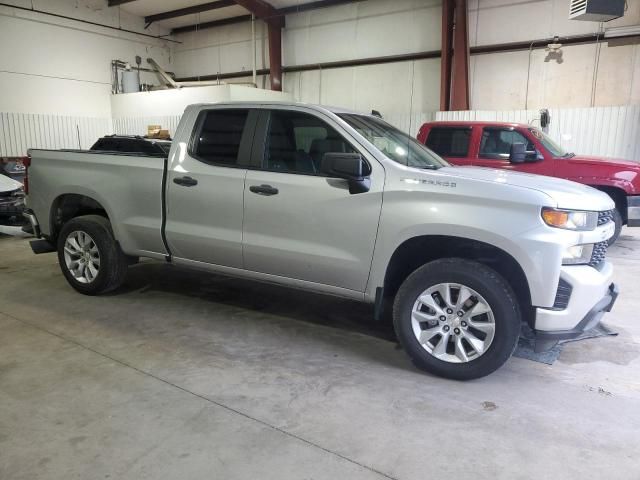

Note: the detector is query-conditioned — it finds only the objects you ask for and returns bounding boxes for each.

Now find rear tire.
[57,215,128,295]
[608,208,623,246]
[393,258,521,380]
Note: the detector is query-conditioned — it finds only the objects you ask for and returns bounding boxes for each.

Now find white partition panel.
[0,113,112,157]
[112,116,182,137]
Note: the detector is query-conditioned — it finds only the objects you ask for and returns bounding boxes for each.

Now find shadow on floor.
[119,261,398,344]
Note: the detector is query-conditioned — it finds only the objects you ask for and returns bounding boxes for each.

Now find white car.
[0,173,24,226]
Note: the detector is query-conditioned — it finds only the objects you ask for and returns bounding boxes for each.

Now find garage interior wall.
[173,0,640,151]
[0,0,173,154]
[0,0,639,159]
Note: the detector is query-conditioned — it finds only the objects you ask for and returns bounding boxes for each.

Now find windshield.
[338,114,449,169]
[529,128,571,157]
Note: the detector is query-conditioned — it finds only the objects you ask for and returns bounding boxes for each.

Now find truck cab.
[417,121,640,243]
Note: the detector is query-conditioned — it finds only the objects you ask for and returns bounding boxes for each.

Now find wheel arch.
[49,193,111,242]
[381,235,534,327]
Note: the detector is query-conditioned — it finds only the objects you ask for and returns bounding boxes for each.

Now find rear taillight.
[21,156,30,194]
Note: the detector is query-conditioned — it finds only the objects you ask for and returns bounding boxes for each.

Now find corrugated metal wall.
[2,106,639,162]
[386,112,436,137]
[435,105,640,162]
[0,113,112,156]
[112,116,182,137]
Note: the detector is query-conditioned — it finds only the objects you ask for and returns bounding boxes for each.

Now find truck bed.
[26,149,168,258]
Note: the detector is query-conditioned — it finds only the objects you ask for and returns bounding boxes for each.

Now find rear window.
[425,127,471,157]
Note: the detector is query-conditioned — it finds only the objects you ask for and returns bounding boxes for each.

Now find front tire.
[57,215,128,295]
[393,258,521,380]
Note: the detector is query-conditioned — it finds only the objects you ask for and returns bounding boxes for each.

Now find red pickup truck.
[417,121,640,244]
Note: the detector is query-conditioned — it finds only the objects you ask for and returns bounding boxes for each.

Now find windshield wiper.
[563,152,576,158]
[420,165,439,170]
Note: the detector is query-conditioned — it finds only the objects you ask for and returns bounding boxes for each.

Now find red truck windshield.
[529,128,572,157]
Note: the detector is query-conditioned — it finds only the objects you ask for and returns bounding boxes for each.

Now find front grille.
[553,278,572,310]
[598,210,614,226]
[589,241,608,267]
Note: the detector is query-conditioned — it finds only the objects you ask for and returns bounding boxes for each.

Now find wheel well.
[591,186,627,223]
[49,194,109,242]
[383,236,533,325]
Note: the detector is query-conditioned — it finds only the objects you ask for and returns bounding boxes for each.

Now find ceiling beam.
[108,0,138,6]
[172,15,252,34]
[144,0,236,24]
[278,0,365,15]
[232,0,284,27]
[171,0,366,34]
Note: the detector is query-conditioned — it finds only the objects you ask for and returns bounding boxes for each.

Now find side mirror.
[320,153,371,194]
[509,143,527,163]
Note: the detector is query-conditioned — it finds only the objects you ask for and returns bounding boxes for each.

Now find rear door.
[424,126,473,166]
[164,108,257,268]
[242,108,384,292]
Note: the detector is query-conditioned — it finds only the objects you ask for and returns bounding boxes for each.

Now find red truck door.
[474,127,551,175]
[422,126,474,166]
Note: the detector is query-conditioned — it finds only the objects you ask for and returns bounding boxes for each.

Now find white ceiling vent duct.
[569,0,625,22]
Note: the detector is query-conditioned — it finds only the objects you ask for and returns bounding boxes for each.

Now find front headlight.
[542,207,598,231]
[562,243,594,265]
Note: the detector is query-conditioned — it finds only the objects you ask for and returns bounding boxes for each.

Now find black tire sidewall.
[393,259,521,380]
[57,216,120,295]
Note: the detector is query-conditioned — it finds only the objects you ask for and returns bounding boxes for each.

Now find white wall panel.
[0,0,172,116]
[112,116,182,137]
[435,105,640,162]
[0,113,112,156]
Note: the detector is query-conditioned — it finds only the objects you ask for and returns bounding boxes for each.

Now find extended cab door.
[164,108,257,268]
[473,127,551,174]
[423,126,474,166]
[241,108,384,293]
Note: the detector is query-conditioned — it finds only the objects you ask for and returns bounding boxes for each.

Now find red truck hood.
[565,154,640,169]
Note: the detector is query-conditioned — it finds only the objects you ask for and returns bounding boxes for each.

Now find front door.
[164,108,257,268]
[242,108,384,293]
[473,127,550,175]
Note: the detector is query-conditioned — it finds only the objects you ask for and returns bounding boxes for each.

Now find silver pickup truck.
[24,102,618,379]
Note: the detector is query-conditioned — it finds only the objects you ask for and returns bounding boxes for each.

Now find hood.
[438,166,614,211]
[0,174,23,193]
[565,154,640,169]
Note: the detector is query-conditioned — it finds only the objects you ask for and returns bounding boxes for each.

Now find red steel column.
[232,0,284,91]
[440,0,454,111]
[268,23,282,91]
[450,0,470,110]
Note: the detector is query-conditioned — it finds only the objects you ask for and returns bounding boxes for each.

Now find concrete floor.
[1,225,639,480]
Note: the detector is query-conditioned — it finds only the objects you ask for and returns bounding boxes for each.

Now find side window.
[193,109,249,166]
[479,128,536,159]
[264,110,355,174]
[425,127,471,157]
